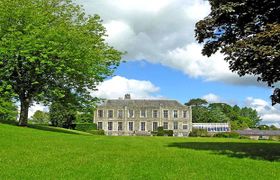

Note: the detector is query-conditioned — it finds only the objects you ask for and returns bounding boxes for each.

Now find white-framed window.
[128,122,134,131]
[183,124,188,130]
[140,109,146,118]
[97,110,103,118]
[153,110,158,118]
[97,122,103,130]
[173,110,178,118]
[118,110,123,118]
[140,122,146,131]
[108,110,114,118]
[108,122,113,130]
[128,109,134,118]
[118,122,123,131]
[153,122,158,131]
[183,111,188,119]
[163,122,168,130]
[174,121,178,130]
[163,110,169,118]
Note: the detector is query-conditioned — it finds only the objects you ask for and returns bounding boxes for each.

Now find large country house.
[93,94,192,136]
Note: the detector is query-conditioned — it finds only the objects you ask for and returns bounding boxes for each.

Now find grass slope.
[0,123,279,180]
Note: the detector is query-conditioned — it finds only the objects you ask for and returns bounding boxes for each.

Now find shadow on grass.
[0,119,88,135]
[168,141,280,162]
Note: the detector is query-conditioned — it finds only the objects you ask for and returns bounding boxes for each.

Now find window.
[108,110,113,118]
[153,110,158,118]
[118,110,123,118]
[108,122,113,130]
[163,122,168,130]
[118,122,123,131]
[173,110,178,118]
[174,122,178,130]
[128,122,133,131]
[183,125,188,130]
[97,110,103,118]
[97,122,103,130]
[183,111,188,118]
[163,110,168,118]
[141,122,146,131]
[128,110,134,118]
[153,122,158,131]
[140,109,146,118]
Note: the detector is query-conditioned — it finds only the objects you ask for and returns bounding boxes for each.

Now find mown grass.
[0,123,279,180]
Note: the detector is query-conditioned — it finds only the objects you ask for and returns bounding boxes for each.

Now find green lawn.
[0,123,279,180]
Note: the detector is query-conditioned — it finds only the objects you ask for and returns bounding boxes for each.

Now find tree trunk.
[19,97,30,126]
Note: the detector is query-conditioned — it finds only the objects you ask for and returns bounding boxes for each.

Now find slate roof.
[98,99,186,108]
[235,130,280,136]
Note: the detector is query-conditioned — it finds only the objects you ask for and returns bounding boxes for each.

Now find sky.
[30,0,280,127]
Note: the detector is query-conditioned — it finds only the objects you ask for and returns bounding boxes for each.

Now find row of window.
[97,109,189,119]
[195,126,230,132]
[97,122,188,131]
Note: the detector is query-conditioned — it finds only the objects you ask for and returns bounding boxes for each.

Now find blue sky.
[30,0,280,127]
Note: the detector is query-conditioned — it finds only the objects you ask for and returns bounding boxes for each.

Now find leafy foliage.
[30,110,49,124]
[186,99,261,129]
[75,123,97,132]
[0,0,122,126]
[49,102,76,128]
[0,97,17,121]
[195,0,280,104]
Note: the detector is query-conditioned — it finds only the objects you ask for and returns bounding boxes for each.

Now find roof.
[235,130,280,136]
[98,99,186,108]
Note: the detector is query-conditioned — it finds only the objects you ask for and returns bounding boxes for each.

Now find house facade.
[93,94,192,136]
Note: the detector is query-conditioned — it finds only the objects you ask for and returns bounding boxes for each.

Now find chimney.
[124,94,131,100]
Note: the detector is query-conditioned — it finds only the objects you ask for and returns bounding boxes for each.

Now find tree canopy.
[186,99,261,129]
[0,0,122,126]
[195,0,280,104]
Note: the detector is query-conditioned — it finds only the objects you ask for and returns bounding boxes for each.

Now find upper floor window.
[118,110,123,118]
[140,109,146,118]
[128,109,134,118]
[163,110,169,118]
[183,111,188,119]
[153,110,158,118]
[97,110,103,118]
[108,110,113,118]
[173,110,178,118]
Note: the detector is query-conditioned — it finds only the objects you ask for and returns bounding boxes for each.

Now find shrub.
[213,132,240,139]
[189,129,208,137]
[87,129,105,135]
[75,123,97,132]
[152,127,173,136]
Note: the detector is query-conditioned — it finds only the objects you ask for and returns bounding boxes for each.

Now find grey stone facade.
[93,94,192,136]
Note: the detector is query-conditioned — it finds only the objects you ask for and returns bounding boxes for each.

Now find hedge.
[74,123,97,132]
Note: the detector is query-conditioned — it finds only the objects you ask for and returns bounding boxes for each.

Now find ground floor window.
[153,122,158,131]
[163,122,168,130]
[97,122,103,130]
[174,122,178,130]
[183,125,188,130]
[128,122,133,131]
[108,122,113,130]
[141,122,146,131]
[118,122,123,131]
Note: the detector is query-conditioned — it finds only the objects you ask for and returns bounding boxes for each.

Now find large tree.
[0,0,122,126]
[195,0,280,104]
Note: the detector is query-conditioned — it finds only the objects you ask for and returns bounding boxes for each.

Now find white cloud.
[202,93,221,103]
[245,97,280,127]
[91,76,161,99]
[77,0,264,86]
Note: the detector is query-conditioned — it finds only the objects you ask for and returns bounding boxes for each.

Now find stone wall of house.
[93,99,192,136]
